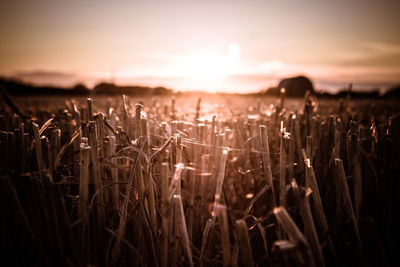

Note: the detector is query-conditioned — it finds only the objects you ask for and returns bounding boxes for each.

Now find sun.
[182,54,226,80]
[227,43,240,63]
[179,43,241,91]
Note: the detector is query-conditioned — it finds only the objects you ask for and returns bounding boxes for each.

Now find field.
[1,93,399,266]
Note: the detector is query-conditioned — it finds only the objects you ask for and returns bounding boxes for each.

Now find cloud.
[334,41,400,67]
[363,41,400,55]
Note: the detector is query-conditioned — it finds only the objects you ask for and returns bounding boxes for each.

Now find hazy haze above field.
[1,0,400,93]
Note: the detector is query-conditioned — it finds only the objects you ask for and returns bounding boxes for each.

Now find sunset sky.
[1,0,400,93]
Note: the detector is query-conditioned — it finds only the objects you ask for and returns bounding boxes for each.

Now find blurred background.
[1,0,399,93]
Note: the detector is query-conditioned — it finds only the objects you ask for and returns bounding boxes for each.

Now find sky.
[1,0,400,93]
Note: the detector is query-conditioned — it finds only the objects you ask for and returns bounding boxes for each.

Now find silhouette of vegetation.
[318,89,381,99]
[1,76,399,100]
[261,76,398,99]
[0,77,89,95]
[277,75,315,97]
[383,85,400,98]
[0,77,173,96]
[93,82,172,95]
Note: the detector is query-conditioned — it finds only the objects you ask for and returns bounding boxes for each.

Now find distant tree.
[277,76,315,97]
[383,85,400,98]
[152,86,173,95]
[93,83,119,94]
[261,87,278,96]
[71,83,89,94]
